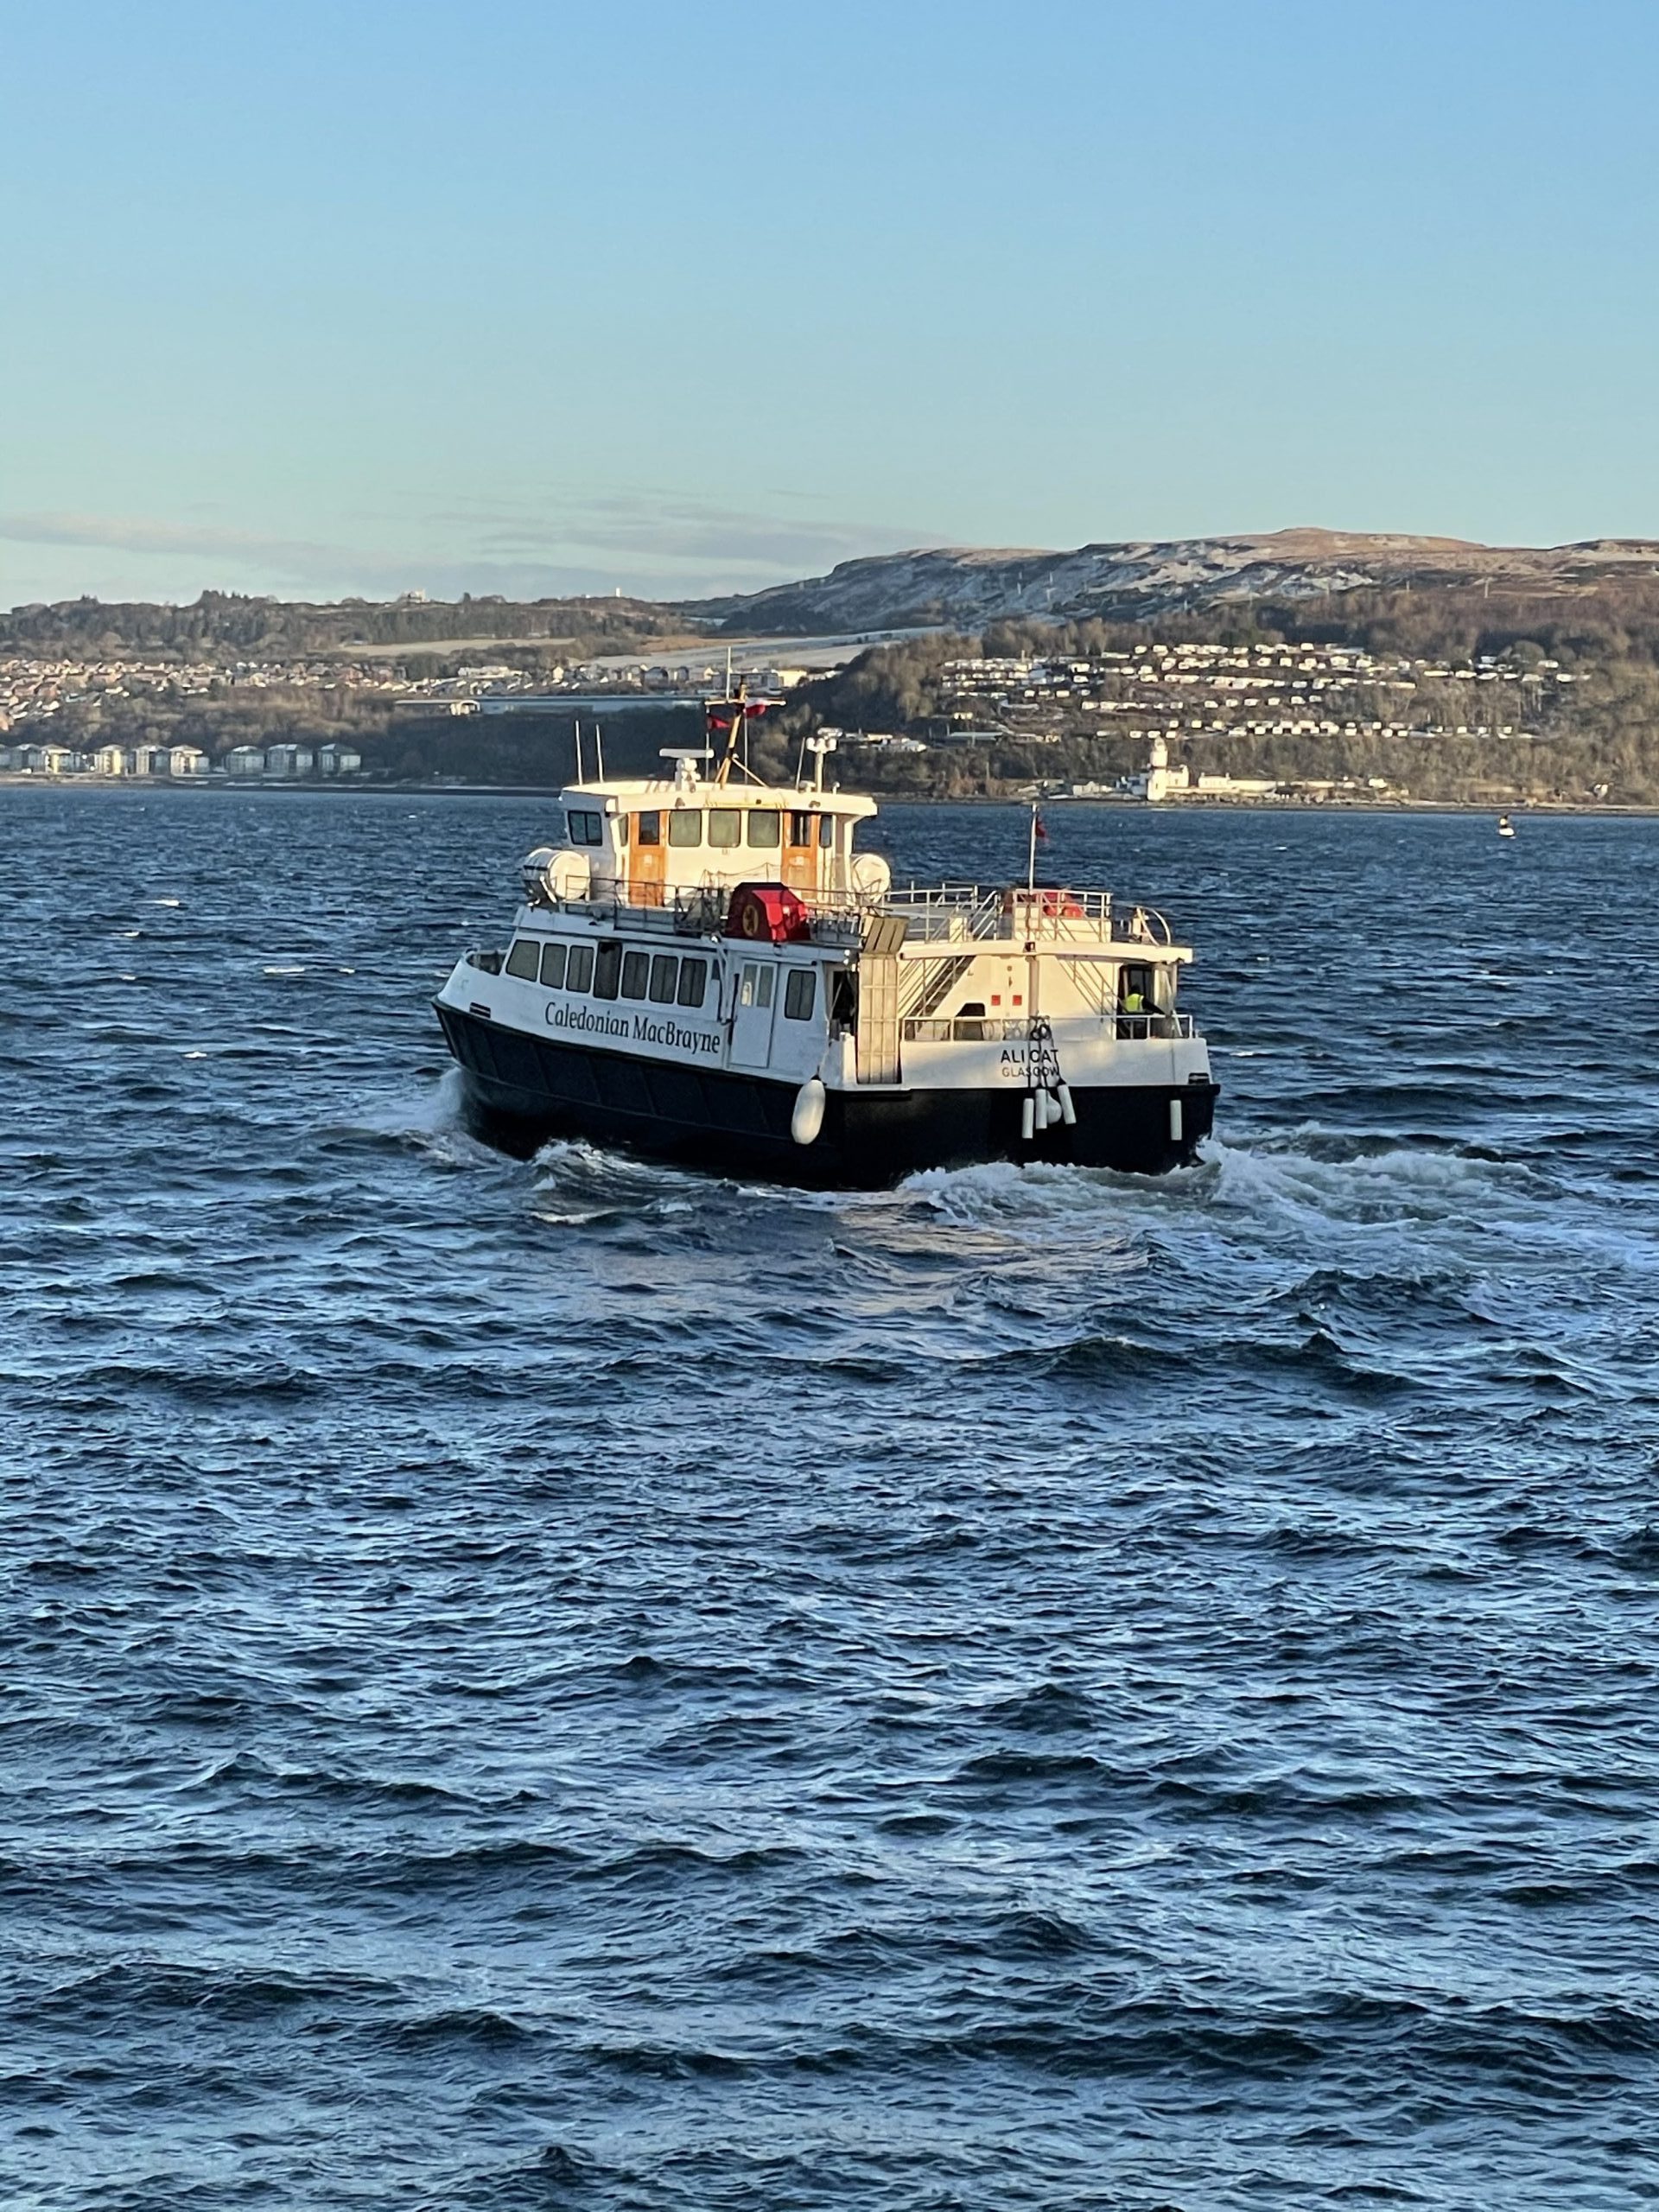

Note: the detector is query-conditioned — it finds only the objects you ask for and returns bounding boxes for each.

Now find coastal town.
[0,627,1596,801]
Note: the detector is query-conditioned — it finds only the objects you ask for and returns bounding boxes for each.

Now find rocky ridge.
[692,529,1659,635]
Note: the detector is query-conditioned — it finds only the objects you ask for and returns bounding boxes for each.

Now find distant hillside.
[690,531,1659,636]
[16,532,1659,659]
[0,588,683,659]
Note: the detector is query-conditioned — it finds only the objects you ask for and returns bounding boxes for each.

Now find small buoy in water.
[1057,1082,1077,1128]
[1497,814,1516,837]
[790,1077,826,1147]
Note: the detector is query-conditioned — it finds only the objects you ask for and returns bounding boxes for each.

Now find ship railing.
[525,877,1174,951]
[880,883,1172,945]
[1111,1010,1195,1040]
[902,1010,1195,1044]
[529,885,734,935]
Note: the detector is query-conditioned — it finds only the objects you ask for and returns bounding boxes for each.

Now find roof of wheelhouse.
[557,773,877,819]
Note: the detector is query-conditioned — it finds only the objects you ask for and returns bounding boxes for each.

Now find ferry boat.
[433,702,1219,1186]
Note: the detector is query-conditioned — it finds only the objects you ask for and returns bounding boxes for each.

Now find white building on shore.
[1126,734,1191,803]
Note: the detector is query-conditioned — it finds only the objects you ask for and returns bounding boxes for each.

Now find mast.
[707,672,775,788]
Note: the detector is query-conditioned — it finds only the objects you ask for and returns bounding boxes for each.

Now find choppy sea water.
[3,789,1658,2212]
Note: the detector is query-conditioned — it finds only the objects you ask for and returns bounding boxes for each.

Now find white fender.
[1020,1095,1036,1143]
[791,1077,827,1147]
[1033,1088,1051,1131]
[1057,1082,1077,1127]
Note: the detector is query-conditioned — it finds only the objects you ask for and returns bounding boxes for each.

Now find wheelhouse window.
[754,965,775,1010]
[565,943,594,994]
[668,810,702,848]
[784,969,817,1021]
[566,809,605,847]
[707,809,741,849]
[819,815,835,849]
[1120,963,1154,1009]
[539,942,568,988]
[677,957,708,1008]
[621,950,650,1000]
[648,954,678,1004]
[788,810,814,846]
[593,941,622,1000]
[635,811,662,846]
[746,810,781,849]
[505,938,541,980]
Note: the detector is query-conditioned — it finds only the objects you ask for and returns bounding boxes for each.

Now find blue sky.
[3,0,1656,606]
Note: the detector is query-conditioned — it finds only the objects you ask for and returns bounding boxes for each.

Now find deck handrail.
[902,1011,1195,1044]
[517,876,1177,950]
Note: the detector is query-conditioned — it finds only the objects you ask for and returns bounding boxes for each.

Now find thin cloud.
[0,494,940,607]
[433,492,933,576]
[0,511,342,570]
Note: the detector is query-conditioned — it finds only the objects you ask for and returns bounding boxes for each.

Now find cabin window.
[648,954,678,1004]
[636,810,662,846]
[539,942,568,988]
[788,810,814,846]
[565,943,594,994]
[1120,963,1154,1009]
[746,810,781,849]
[668,810,702,848]
[593,941,622,1000]
[621,950,650,1000]
[820,815,835,849]
[566,809,604,847]
[677,957,708,1008]
[755,965,775,1010]
[505,938,541,980]
[784,969,817,1021]
[707,809,741,849]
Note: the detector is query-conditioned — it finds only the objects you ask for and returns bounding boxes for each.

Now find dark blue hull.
[435,1002,1217,1188]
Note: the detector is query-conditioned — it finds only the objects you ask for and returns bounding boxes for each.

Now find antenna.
[574,717,584,782]
[595,723,606,780]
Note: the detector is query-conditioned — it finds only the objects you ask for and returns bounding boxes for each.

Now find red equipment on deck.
[725,883,812,944]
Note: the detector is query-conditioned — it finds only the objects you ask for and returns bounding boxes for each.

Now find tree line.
[0,589,683,660]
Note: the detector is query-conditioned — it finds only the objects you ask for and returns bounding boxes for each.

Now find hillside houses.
[931,639,1560,747]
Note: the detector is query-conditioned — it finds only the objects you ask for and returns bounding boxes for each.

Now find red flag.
[706,698,773,738]
[1033,809,1049,842]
